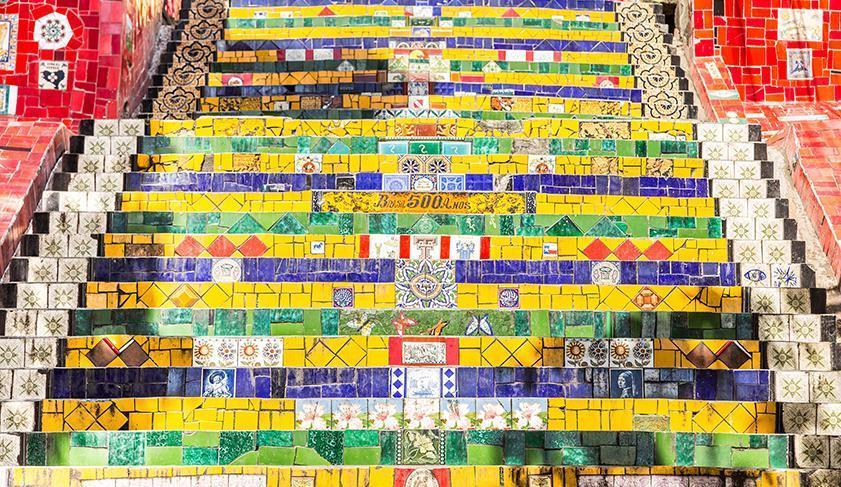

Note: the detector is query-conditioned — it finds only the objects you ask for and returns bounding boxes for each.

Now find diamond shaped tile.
[206,236,236,257]
[86,339,118,367]
[582,239,612,260]
[334,338,366,366]
[716,341,751,369]
[685,342,717,369]
[174,236,204,257]
[171,285,201,308]
[95,403,129,430]
[238,235,269,257]
[614,240,642,260]
[119,340,150,367]
[632,287,660,311]
[642,240,673,261]
[64,403,98,430]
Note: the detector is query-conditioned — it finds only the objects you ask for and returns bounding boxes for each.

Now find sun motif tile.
[795,435,830,468]
[0,402,34,432]
[0,433,19,466]
[775,371,809,403]
[11,370,45,400]
[782,404,817,434]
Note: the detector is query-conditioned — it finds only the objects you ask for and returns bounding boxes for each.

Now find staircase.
[0,0,837,486]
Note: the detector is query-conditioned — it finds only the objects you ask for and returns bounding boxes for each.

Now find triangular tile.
[228,214,266,234]
[269,214,308,234]
[585,217,627,237]
[545,216,583,237]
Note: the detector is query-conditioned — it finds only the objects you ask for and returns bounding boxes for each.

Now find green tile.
[146,447,184,466]
[503,432,525,465]
[219,431,255,465]
[545,432,579,449]
[257,431,293,447]
[68,447,109,467]
[675,433,694,466]
[308,431,343,465]
[292,431,308,446]
[654,432,675,466]
[293,447,332,466]
[182,432,220,448]
[70,432,108,448]
[562,447,598,465]
[145,431,182,447]
[107,432,144,466]
[582,432,617,446]
[694,445,731,467]
[25,433,46,466]
[466,445,503,465]
[214,310,247,335]
[467,430,504,446]
[599,445,635,466]
[183,447,218,466]
[695,433,713,446]
[256,446,295,465]
[716,433,749,447]
[46,433,71,467]
[229,451,259,465]
[524,448,546,465]
[445,431,467,465]
[379,431,397,465]
[545,449,564,465]
[526,311,547,336]
[732,448,769,468]
[343,447,381,465]
[344,430,379,448]
[768,435,789,469]
[634,431,654,465]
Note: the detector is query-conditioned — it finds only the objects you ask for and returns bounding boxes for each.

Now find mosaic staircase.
[0,0,839,486]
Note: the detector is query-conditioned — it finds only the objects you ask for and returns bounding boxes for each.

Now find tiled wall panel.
[694,0,841,102]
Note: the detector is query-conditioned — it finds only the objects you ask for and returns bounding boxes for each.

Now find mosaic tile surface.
[0,0,172,125]
[1,0,839,486]
[693,0,841,102]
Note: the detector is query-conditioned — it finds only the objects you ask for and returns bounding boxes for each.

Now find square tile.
[0,402,34,432]
[330,399,366,430]
[767,341,798,370]
[782,403,817,434]
[0,340,24,369]
[368,399,402,430]
[4,311,36,337]
[12,369,45,400]
[775,371,809,403]
[295,400,330,430]
[404,368,441,398]
[38,61,68,90]
[439,399,474,430]
[800,342,832,371]
[817,403,841,435]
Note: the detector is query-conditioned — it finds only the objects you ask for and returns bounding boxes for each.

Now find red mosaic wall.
[694,0,841,102]
[0,119,66,274]
[0,0,173,124]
